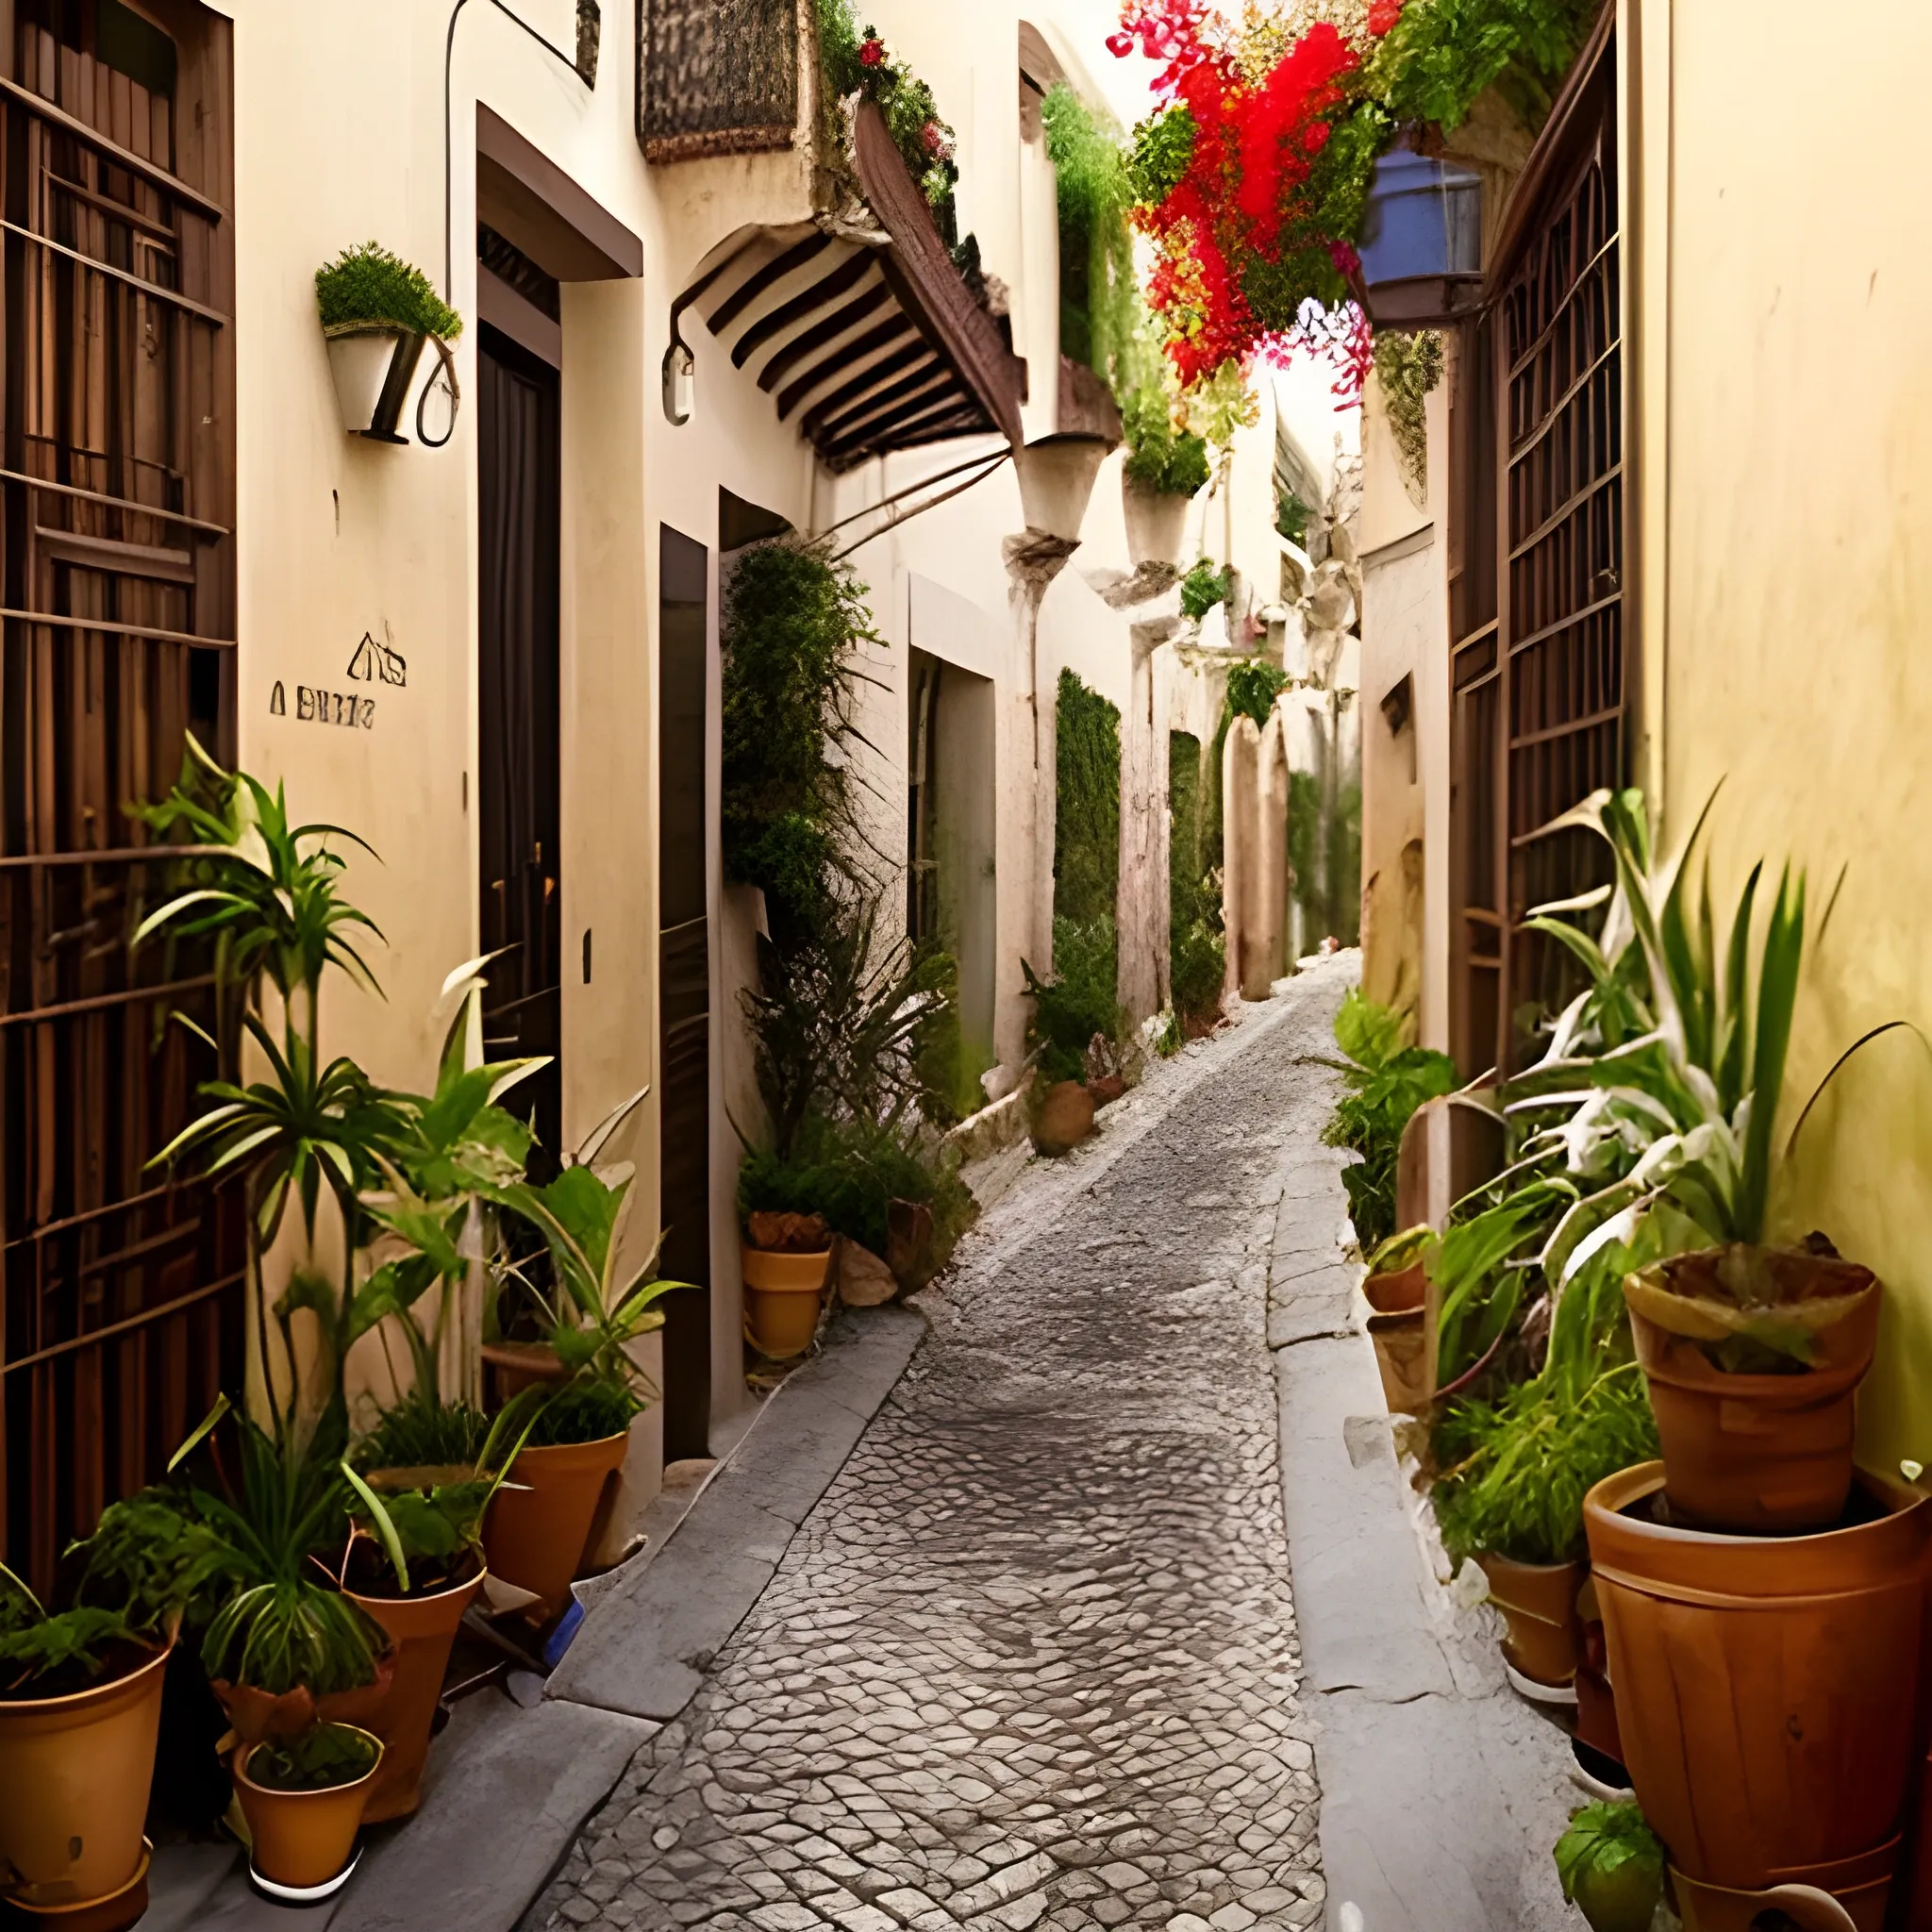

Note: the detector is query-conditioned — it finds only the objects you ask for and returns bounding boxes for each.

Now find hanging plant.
[1374,327,1443,507]
[817,0,960,236]
[1109,0,1594,408]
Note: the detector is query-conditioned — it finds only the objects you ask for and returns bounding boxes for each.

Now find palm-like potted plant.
[0,1496,233,1922]
[315,241,462,441]
[1120,387,1209,570]
[483,1163,685,1621]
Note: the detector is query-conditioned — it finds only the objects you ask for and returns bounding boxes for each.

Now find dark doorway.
[658,526,711,1458]
[477,325,563,1157]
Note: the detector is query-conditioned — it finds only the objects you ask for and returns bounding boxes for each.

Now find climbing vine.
[1374,328,1443,507]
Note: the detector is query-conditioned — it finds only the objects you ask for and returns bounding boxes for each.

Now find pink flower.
[921,121,946,156]
[1368,0,1405,33]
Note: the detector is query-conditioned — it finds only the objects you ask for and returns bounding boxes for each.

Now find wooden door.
[476,325,563,1157]
[0,0,240,1594]
[1449,29,1626,1080]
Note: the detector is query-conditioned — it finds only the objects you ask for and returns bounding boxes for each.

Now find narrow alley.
[526,973,1350,1932]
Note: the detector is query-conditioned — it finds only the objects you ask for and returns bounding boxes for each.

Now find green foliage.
[1123,389,1211,496]
[1180,560,1233,622]
[1324,990,1458,1254]
[721,541,881,941]
[1041,85,1141,398]
[1430,1179,1574,1385]
[0,1600,135,1688]
[1275,492,1310,546]
[315,242,461,342]
[1554,1803,1666,1932]
[739,1112,972,1264]
[188,1407,382,1700]
[815,3,958,225]
[355,1396,491,1474]
[910,950,983,1127]
[1168,732,1224,1030]
[522,1379,641,1450]
[1225,658,1289,729]
[1054,671,1122,931]
[1289,768,1362,954]
[1128,104,1195,207]
[1024,916,1124,1088]
[246,1724,380,1794]
[1372,0,1598,135]
[1374,330,1445,505]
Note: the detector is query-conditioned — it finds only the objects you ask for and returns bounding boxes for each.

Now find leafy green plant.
[245,1723,380,1794]
[1123,389,1211,496]
[1275,491,1309,546]
[1430,1178,1574,1386]
[1180,559,1234,622]
[1041,84,1143,397]
[1323,990,1458,1253]
[518,1378,641,1451]
[1553,1801,1666,1932]
[722,541,881,943]
[1025,916,1124,1088]
[1055,670,1122,931]
[1128,103,1196,207]
[315,242,461,342]
[1225,658,1289,728]
[356,1394,492,1474]
[815,3,958,226]
[1371,0,1599,136]
[1374,330,1444,507]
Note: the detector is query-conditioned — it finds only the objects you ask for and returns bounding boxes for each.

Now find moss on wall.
[1054,668,1121,930]
[1169,729,1225,1026]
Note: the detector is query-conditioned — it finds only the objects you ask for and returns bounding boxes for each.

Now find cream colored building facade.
[1358,0,1932,1465]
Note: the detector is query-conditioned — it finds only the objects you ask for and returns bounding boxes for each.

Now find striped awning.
[672,105,1026,472]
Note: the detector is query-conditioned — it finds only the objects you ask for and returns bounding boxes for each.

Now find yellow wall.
[1638,0,1932,1468]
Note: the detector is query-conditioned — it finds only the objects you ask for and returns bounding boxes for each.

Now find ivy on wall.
[1054,669,1123,930]
[1374,328,1443,508]
[1169,730,1226,1028]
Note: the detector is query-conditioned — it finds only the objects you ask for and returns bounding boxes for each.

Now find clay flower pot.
[1670,1861,1877,1932]
[1625,1245,1878,1533]
[1032,1080,1096,1156]
[1585,1462,1930,1906]
[483,1432,629,1622]
[0,1641,169,1917]
[344,1557,485,1823]
[1363,1262,1429,1415]
[212,1649,395,1748]
[481,1339,571,1404]
[741,1244,832,1360]
[232,1726,384,1896]
[1475,1551,1582,1689]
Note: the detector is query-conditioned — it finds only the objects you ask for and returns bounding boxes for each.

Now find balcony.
[639,0,799,162]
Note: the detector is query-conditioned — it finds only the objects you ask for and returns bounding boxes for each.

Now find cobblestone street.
[528,969,1347,1932]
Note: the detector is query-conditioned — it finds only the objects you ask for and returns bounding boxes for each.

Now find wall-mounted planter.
[1015,435,1110,544]
[1123,478,1191,571]
[325,328,429,443]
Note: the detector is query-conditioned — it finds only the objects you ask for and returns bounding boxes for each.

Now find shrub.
[1225,657,1289,728]
[1041,84,1141,395]
[1123,389,1211,496]
[315,242,461,341]
[1180,559,1233,621]
[1054,671,1121,930]
[1024,915,1123,1087]
[1322,989,1457,1251]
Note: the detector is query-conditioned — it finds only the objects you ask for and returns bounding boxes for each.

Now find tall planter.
[344,1561,485,1823]
[1584,1462,1930,1912]
[0,1641,169,1919]
[1122,477,1191,571]
[325,326,428,441]
[1626,1247,1878,1532]
[483,1432,629,1623]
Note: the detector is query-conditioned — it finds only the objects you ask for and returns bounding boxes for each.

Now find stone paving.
[528,967,1350,1932]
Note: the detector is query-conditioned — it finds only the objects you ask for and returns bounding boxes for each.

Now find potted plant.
[1554,1802,1666,1932]
[0,1495,230,1924]
[1361,1225,1432,1415]
[483,1164,683,1622]
[1432,1232,1662,1696]
[339,1394,541,1822]
[1120,388,1208,569]
[314,240,462,442]
[231,1722,385,1901]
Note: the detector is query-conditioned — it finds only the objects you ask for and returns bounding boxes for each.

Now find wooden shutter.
[0,0,240,1595]
[1449,19,1626,1079]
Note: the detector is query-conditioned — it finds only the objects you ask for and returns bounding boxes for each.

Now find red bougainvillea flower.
[858,37,886,68]
[1368,0,1406,35]
[921,121,947,156]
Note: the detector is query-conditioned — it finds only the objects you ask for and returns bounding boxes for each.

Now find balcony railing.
[639,0,799,163]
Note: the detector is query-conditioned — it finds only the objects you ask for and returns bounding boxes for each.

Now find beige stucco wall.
[1635,0,1932,1468]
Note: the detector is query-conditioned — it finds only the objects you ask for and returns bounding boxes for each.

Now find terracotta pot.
[1669,1838,1894,1932]
[212,1647,395,1748]
[1033,1080,1096,1156]
[1585,1462,1931,1895]
[1573,1578,1626,1779]
[1627,1246,1879,1533]
[481,1339,570,1403]
[2,1841,151,1930]
[741,1244,833,1359]
[344,1562,485,1823]
[1362,1262,1426,1316]
[483,1431,629,1621]
[1475,1551,1581,1687]
[232,1726,383,1893]
[0,1641,169,1913]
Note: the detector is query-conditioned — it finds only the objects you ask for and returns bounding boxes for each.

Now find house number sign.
[268,629,409,731]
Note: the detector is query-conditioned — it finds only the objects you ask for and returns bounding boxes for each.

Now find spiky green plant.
[315,242,461,341]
